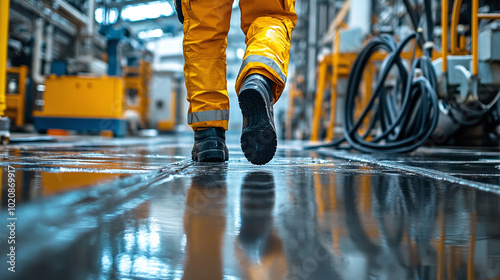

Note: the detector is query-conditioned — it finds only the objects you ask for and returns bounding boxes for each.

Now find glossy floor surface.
[1,132,500,280]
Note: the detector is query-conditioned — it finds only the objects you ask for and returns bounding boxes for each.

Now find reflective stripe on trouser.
[182,0,232,130]
[187,110,230,125]
[236,0,297,103]
[182,0,296,130]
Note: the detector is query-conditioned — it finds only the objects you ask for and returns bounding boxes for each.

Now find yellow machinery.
[33,76,127,137]
[309,0,500,146]
[0,0,11,143]
[33,59,153,137]
[440,0,500,90]
[123,60,151,129]
[5,66,28,127]
[157,79,178,132]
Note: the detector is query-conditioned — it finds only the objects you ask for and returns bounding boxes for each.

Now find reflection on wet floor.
[1,134,500,279]
[0,136,191,199]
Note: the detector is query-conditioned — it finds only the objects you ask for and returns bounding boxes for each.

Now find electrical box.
[479,22,500,62]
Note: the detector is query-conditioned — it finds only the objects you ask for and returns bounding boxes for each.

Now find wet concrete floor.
[1,132,500,279]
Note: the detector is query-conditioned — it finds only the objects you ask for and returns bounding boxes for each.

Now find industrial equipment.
[29,6,154,137]
[5,66,28,128]
[150,71,181,132]
[123,60,152,132]
[432,0,500,146]
[33,76,127,137]
[303,0,500,152]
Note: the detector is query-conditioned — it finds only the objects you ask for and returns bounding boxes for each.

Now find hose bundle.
[343,33,439,153]
[307,0,439,153]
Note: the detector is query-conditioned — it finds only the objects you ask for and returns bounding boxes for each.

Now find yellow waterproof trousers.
[181,0,297,131]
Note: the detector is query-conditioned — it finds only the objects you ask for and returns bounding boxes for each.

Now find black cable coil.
[342,33,439,153]
[307,0,440,153]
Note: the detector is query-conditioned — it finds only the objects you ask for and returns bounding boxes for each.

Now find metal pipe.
[0,0,10,116]
[32,18,46,84]
[349,0,371,35]
[441,0,448,72]
[307,0,318,94]
[325,30,341,142]
[472,0,479,76]
[85,0,95,56]
[322,0,350,44]
[88,0,95,34]
[450,0,462,54]
[51,0,89,27]
[477,13,500,20]
[12,0,79,35]
[44,25,54,75]
[311,58,328,141]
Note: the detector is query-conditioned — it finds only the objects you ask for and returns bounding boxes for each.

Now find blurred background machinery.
[0,0,499,150]
[2,0,184,140]
[288,0,500,151]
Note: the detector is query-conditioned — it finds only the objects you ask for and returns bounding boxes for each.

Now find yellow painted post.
[441,0,449,73]
[450,0,462,54]
[0,0,10,116]
[286,79,296,140]
[460,35,467,51]
[472,0,479,76]
[170,81,177,127]
[17,65,27,126]
[325,30,341,141]
[311,59,328,141]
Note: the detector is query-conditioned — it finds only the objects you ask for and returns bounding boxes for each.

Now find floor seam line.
[318,149,500,194]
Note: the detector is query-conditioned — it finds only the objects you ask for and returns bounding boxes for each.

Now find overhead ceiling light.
[122,1,174,22]
[138,28,163,39]
[95,7,104,24]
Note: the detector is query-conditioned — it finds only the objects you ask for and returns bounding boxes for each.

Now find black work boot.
[238,74,277,165]
[192,128,229,162]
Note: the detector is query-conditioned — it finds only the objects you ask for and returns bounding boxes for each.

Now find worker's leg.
[237,0,297,103]
[182,0,234,131]
[236,0,297,165]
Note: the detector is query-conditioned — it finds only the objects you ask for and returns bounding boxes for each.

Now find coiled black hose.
[306,1,439,153]
[343,33,439,153]
[307,33,439,153]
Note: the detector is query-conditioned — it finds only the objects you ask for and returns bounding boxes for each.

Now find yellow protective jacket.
[180,0,297,130]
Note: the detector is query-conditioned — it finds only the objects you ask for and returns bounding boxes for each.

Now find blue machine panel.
[34,117,127,137]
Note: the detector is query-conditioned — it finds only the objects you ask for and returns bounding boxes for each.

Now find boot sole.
[193,149,227,162]
[239,89,277,165]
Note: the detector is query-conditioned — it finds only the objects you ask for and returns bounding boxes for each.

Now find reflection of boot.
[236,172,287,279]
[238,171,276,262]
[239,74,277,165]
[183,164,227,280]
